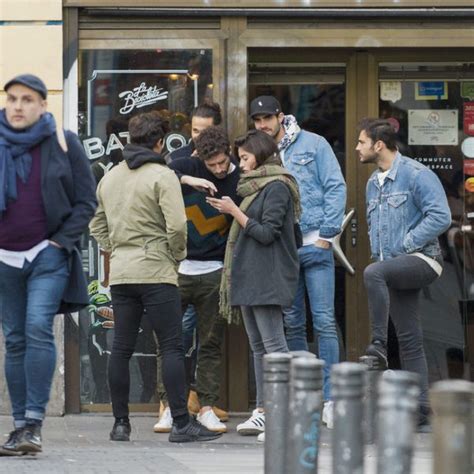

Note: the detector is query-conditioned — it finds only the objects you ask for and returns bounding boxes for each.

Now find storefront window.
[378,62,474,381]
[78,49,213,406]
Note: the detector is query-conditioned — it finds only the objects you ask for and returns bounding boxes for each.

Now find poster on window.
[380,81,402,102]
[464,102,474,136]
[408,109,458,146]
[415,81,448,101]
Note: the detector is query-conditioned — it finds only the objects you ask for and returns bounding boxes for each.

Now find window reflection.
[379,63,474,382]
[78,49,213,405]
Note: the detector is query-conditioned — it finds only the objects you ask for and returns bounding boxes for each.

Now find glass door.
[77,44,218,410]
[247,55,350,402]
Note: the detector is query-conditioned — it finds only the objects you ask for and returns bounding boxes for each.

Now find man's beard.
[360,149,378,164]
[272,123,281,139]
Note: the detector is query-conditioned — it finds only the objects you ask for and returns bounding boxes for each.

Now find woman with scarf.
[206,129,301,441]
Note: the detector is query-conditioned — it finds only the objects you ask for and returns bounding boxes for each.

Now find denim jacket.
[366,153,451,261]
[282,130,346,237]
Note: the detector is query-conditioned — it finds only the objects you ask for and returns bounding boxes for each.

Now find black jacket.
[41,131,97,312]
[230,181,299,307]
[169,142,194,161]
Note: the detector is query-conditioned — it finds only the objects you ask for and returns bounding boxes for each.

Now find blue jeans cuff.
[25,410,45,421]
[14,419,26,428]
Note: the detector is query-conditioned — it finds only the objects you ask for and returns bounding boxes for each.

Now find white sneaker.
[322,401,334,430]
[197,409,227,433]
[236,409,265,435]
[154,406,172,433]
[257,432,265,443]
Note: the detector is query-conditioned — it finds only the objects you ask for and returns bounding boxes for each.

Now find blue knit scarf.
[0,110,56,216]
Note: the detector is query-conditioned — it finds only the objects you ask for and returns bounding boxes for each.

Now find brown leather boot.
[212,406,229,422]
[187,390,200,415]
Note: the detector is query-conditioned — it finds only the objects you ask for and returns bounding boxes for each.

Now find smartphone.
[206,189,222,199]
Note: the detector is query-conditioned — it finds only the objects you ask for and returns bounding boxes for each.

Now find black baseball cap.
[4,74,48,99]
[250,96,282,118]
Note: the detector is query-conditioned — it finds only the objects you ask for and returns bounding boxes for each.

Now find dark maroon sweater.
[0,146,48,251]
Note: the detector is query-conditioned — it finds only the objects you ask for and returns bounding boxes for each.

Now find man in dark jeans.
[154,126,241,433]
[156,102,228,425]
[89,111,221,443]
[356,118,451,431]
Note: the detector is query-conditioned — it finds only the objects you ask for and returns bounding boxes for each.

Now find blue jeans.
[182,305,198,388]
[0,245,69,427]
[284,245,339,400]
[182,304,197,358]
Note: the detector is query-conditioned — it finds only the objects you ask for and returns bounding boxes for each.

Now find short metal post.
[331,362,367,474]
[286,357,325,474]
[376,370,420,474]
[290,350,317,358]
[430,379,474,474]
[359,355,383,445]
[263,353,293,474]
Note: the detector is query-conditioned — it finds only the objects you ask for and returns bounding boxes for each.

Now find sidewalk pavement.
[0,414,433,474]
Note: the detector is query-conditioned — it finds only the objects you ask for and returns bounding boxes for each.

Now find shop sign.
[461,137,474,159]
[465,177,474,193]
[415,81,448,101]
[461,82,474,101]
[463,102,474,136]
[380,81,402,102]
[83,132,130,161]
[94,79,111,106]
[413,156,453,171]
[118,82,168,115]
[464,160,474,176]
[408,109,458,146]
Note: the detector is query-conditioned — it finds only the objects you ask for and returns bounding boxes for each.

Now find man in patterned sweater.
[155,126,240,433]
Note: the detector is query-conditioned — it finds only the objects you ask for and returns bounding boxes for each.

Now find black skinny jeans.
[363,254,439,407]
[108,283,188,420]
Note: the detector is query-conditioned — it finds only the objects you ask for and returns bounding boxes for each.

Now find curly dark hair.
[194,126,230,161]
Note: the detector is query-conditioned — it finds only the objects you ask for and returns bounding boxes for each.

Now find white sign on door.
[408,109,458,146]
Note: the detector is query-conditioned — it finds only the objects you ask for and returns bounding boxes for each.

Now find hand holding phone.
[206,196,237,215]
[207,188,221,199]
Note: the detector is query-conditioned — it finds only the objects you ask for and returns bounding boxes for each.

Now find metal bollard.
[332,362,367,474]
[264,351,316,474]
[376,370,420,474]
[359,355,383,445]
[285,357,325,474]
[263,353,293,474]
[430,379,474,474]
[290,350,317,358]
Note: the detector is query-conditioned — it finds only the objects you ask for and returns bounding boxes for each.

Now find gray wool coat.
[230,180,299,308]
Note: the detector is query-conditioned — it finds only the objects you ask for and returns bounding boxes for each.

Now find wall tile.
[0,0,62,21]
[0,26,63,90]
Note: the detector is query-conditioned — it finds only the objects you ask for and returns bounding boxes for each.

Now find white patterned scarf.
[278,115,301,152]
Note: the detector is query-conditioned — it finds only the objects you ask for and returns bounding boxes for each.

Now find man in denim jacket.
[251,96,346,429]
[356,118,451,430]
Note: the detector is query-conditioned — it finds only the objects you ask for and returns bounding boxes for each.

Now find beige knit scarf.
[219,159,301,324]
